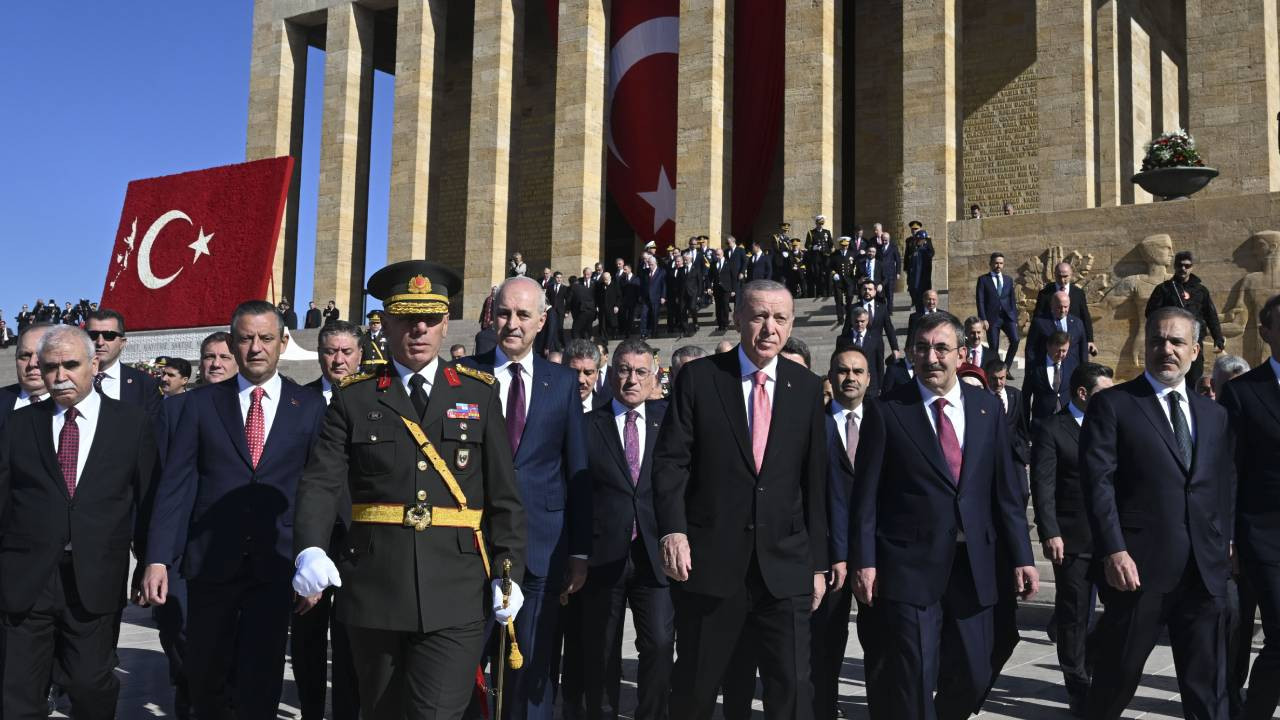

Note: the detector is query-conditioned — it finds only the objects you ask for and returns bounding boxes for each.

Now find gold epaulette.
[338,371,377,389]
[456,365,496,385]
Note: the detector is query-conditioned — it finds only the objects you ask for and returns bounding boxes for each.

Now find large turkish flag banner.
[100,157,293,331]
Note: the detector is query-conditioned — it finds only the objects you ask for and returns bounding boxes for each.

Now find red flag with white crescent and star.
[100,157,294,331]
[607,0,678,248]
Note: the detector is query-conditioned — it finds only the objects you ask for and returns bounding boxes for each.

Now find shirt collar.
[57,386,101,421]
[1269,356,1280,382]
[1144,371,1189,404]
[829,400,863,422]
[917,378,963,409]
[99,361,119,379]
[320,377,333,394]
[494,347,535,380]
[394,357,438,394]
[612,398,644,420]
[1068,401,1086,424]
[237,371,282,399]
[737,346,778,383]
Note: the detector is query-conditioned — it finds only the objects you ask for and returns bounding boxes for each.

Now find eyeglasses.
[87,331,122,341]
[911,343,958,358]
[614,366,652,380]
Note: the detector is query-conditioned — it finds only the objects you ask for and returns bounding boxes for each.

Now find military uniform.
[360,310,390,372]
[787,240,809,298]
[770,223,792,279]
[294,261,526,720]
[806,222,834,297]
[830,240,860,324]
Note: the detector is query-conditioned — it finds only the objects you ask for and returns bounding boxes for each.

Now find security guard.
[292,260,527,719]
[360,310,389,371]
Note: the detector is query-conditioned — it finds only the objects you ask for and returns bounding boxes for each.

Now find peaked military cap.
[367,260,461,316]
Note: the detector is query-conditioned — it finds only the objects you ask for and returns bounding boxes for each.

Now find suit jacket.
[547,284,571,320]
[0,397,157,614]
[1023,356,1078,421]
[746,253,773,281]
[844,299,899,354]
[145,376,327,584]
[1030,408,1092,553]
[712,258,737,295]
[1001,385,1031,466]
[464,351,590,577]
[1034,283,1095,342]
[305,308,322,328]
[0,383,20,429]
[586,400,668,585]
[1220,361,1280,564]
[640,266,667,307]
[975,272,1018,326]
[282,310,298,330]
[905,236,934,291]
[1026,315,1087,368]
[860,258,888,290]
[118,363,164,422]
[851,382,1034,607]
[906,310,938,345]
[653,350,828,599]
[294,361,525,632]
[1082,377,1235,595]
[879,358,913,397]
[569,283,595,316]
[875,239,901,281]
[825,404,859,565]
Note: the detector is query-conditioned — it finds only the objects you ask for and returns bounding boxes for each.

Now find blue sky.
[0,2,394,322]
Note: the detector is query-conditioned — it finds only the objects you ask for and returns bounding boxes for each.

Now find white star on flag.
[638,166,675,234]
[189,227,214,264]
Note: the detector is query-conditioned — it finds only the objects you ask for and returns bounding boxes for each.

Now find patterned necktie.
[1167,392,1193,467]
[93,371,106,395]
[246,387,266,468]
[751,370,771,472]
[409,374,429,420]
[58,406,79,497]
[1052,362,1063,410]
[854,331,863,347]
[624,410,641,484]
[507,364,527,456]
[934,398,963,485]
[845,411,859,466]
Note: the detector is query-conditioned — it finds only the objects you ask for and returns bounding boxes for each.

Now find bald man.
[1027,290,1087,368]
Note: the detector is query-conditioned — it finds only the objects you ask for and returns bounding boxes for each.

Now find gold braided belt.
[351,502,482,532]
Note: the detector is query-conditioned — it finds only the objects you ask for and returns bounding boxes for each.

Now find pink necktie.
[934,397,963,485]
[246,387,265,468]
[751,370,771,472]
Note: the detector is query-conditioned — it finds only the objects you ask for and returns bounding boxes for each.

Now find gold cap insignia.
[408,275,432,294]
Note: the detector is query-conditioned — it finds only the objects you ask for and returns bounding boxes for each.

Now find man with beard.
[1145,251,1226,385]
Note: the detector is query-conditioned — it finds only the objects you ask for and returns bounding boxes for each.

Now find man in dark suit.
[0,325,157,720]
[974,252,1020,367]
[304,301,322,329]
[539,272,571,355]
[845,279,900,388]
[654,279,828,718]
[815,344,872,719]
[1220,292,1280,719]
[279,299,298,330]
[984,360,1030,472]
[1031,362,1113,714]
[638,257,667,339]
[142,300,328,719]
[844,307,884,393]
[666,256,692,336]
[880,355,914,397]
[1024,332,1078,421]
[84,309,162,421]
[746,240,773,281]
[852,311,1038,720]
[464,275,590,720]
[569,276,597,341]
[907,289,941,346]
[872,224,901,310]
[1034,262,1097,356]
[861,244,889,297]
[905,225,935,313]
[572,340,674,719]
[830,237,859,325]
[595,272,622,340]
[322,300,341,326]
[725,235,747,291]
[1082,306,1236,719]
[710,247,737,331]
[292,261,525,718]
[1026,290,1088,368]
[0,323,52,428]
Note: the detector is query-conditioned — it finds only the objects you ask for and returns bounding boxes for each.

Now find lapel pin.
[980,408,986,415]
[291,397,300,406]
[127,378,134,384]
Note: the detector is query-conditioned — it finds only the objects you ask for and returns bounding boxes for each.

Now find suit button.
[370,434,378,442]
[746,523,755,531]
[417,490,427,501]
[417,460,428,471]
[757,487,765,493]
[460,433,468,441]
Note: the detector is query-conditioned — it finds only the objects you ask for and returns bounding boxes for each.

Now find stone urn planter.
[1131,166,1218,200]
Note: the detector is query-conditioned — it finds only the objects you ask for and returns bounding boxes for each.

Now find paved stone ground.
[85,599,1252,719]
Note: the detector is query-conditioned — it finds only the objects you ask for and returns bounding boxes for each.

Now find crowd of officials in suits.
[0,220,1276,720]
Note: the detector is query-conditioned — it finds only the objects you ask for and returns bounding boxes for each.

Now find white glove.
[492,578,524,624]
[293,546,342,596]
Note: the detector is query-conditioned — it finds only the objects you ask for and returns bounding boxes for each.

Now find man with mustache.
[0,325,157,719]
[1083,306,1236,718]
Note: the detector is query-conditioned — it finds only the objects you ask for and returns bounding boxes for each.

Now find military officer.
[830,237,860,325]
[771,222,793,279]
[292,261,527,719]
[788,237,809,298]
[807,215,835,298]
[361,310,389,371]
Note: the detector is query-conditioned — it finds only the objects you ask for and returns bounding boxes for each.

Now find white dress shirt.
[52,389,101,487]
[394,357,438,402]
[992,272,1003,293]
[1270,356,1280,388]
[1068,401,1085,426]
[97,361,123,400]
[829,402,864,453]
[12,389,46,411]
[918,379,966,450]
[1144,372,1195,443]
[236,372,283,440]
[582,392,596,414]
[319,377,334,405]
[1044,355,1063,388]
[493,348,536,422]
[738,346,778,435]
[1057,315,1069,333]
[612,398,647,450]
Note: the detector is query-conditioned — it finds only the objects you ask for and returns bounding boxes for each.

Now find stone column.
[550,0,607,277]
[246,8,308,303]
[464,0,517,317]
[1036,0,1095,211]
[901,0,957,289]
[1187,0,1280,196]
[783,0,836,230]
[387,0,447,262]
[1160,50,1180,132]
[314,2,374,321]
[1130,18,1152,203]
[676,0,729,243]
[1096,0,1122,206]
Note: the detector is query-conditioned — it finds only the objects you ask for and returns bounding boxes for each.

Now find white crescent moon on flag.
[607,16,679,167]
[137,209,191,290]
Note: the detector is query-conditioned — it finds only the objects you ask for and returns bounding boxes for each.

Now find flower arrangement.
[1140,129,1205,171]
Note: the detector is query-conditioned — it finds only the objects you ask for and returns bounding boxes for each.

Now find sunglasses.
[87,330,123,341]
[1177,262,1193,269]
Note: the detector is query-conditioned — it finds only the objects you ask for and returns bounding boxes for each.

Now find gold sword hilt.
[499,559,523,669]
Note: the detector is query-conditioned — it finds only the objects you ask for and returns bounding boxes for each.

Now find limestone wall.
[947,191,1280,378]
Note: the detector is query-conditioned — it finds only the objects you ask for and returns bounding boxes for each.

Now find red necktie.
[58,407,80,497]
[934,397,963,485]
[246,387,265,468]
[751,371,771,472]
[507,364,526,456]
